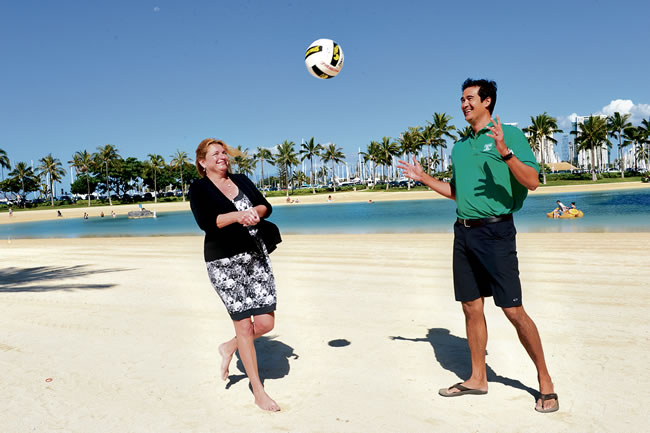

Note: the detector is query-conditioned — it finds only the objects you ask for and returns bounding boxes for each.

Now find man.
[397,78,558,413]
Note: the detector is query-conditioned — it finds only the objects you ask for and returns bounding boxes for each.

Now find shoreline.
[1,181,647,225]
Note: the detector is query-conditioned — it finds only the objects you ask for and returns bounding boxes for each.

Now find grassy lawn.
[539,176,643,187]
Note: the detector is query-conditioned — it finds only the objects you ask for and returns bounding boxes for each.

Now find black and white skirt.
[205,192,277,321]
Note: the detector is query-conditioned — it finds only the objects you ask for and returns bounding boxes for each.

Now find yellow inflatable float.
[546,208,584,219]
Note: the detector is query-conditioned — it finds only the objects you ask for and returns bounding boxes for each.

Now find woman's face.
[202,143,229,175]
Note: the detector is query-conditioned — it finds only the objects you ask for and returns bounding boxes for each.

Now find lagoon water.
[2,188,649,239]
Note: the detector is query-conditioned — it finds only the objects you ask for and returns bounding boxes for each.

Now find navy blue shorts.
[452,218,522,308]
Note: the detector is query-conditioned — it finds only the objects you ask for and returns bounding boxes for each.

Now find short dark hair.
[462,78,497,114]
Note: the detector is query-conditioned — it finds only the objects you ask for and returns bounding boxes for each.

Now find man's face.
[461,86,491,124]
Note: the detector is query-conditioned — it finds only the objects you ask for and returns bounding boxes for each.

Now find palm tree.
[572,115,608,181]
[69,150,94,206]
[458,125,473,140]
[238,153,256,178]
[0,148,10,180]
[321,143,345,192]
[623,126,644,172]
[376,136,399,190]
[639,119,650,171]
[524,113,562,185]
[398,129,421,190]
[428,113,457,170]
[274,140,298,197]
[95,144,120,206]
[146,154,166,203]
[255,147,274,193]
[607,112,632,178]
[299,137,323,194]
[291,170,309,187]
[37,154,66,206]
[8,162,35,207]
[430,151,443,173]
[169,150,191,201]
[231,145,249,174]
[360,141,380,188]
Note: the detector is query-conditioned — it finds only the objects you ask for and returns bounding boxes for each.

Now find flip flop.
[438,382,488,397]
[535,393,559,413]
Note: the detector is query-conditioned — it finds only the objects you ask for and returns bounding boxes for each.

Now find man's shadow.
[391,328,537,398]
[474,163,512,206]
[226,336,298,389]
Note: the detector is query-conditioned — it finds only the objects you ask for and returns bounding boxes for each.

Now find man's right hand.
[396,156,425,182]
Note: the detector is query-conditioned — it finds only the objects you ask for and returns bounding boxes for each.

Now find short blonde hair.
[195,138,244,177]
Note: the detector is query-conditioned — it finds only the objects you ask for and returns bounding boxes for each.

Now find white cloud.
[597,99,650,124]
[558,113,578,130]
[561,100,650,129]
[153,6,160,12]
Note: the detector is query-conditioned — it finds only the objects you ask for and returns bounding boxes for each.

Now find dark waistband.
[457,213,512,228]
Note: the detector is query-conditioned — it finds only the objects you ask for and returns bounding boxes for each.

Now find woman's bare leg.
[219,313,275,381]
[233,315,279,411]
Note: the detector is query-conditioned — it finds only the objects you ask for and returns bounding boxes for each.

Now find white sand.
[2,233,649,432]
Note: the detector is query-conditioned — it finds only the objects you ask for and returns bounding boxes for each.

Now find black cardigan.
[189,174,281,262]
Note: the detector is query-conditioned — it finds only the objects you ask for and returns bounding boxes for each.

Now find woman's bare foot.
[218,342,235,381]
[253,389,280,412]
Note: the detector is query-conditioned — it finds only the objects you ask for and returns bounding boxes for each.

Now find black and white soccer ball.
[304,39,344,79]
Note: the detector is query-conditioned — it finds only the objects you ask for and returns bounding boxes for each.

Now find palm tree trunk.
[331,161,336,192]
[105,161,112,206]
[590,147,597,181]
[260,162,266,196]
[406,152,411,190]
[86,174,91,207]
[180,168,185,201]
[619,135,625,179]
[49,177,54,206]
[154,172,158,203]
[541,137,547,185]
[385,165,389,191]
[310,158,316,194]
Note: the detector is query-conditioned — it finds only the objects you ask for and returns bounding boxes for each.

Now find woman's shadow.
[391,328,537,398]
[226,336,298,389]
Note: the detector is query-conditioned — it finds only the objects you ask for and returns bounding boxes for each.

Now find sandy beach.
[1,181,648,225]
[2,232,649,432]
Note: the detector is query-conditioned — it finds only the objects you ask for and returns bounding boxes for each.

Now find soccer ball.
[304,39,344,79]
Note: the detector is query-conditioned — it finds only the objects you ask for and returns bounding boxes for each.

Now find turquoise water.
[2,188,649,239]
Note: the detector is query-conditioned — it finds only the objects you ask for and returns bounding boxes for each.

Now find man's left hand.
[486,115,508,156]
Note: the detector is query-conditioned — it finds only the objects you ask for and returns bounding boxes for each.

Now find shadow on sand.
[0,265,131,292]
[391,327,537,398]
[226,335,298,389]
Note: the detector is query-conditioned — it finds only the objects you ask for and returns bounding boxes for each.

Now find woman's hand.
[238,208,260,226]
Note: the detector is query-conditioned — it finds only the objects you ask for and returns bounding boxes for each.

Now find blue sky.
[2,0,649,177]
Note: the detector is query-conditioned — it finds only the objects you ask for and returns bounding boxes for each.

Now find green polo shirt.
[450,123,539,219]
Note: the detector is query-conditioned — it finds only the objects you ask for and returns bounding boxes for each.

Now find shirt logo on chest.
[483,143,493,152]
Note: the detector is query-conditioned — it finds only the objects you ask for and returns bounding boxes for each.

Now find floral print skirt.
[205,192,277,321]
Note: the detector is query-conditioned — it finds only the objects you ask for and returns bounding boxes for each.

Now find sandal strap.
[539,393,558,401]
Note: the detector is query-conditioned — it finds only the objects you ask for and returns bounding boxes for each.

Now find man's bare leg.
[503,305,556,411]
[443,297,489,394]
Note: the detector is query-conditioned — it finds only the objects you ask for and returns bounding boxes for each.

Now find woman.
[189,138,282,412]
